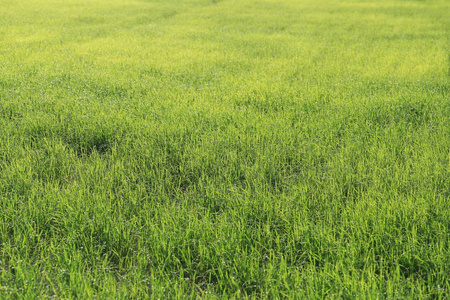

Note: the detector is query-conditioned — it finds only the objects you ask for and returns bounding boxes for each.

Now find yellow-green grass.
[0,0,449,298]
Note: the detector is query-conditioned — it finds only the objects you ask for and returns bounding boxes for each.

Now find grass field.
[1,0,449,298]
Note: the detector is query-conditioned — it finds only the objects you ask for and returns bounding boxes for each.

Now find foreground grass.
[1,0,449,298]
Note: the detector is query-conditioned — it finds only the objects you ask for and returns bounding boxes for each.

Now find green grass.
[0,0,449,298]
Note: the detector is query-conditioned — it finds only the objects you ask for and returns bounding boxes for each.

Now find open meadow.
[0,0,449,298]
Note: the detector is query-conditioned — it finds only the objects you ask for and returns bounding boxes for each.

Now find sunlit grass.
[0,0,449,298]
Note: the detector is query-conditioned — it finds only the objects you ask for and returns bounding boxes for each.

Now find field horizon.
[1,0,449,298]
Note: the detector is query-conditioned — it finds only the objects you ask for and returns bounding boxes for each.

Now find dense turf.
[0,0,449,298]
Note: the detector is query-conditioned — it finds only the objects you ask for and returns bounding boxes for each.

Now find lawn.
[0,0,449,298]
